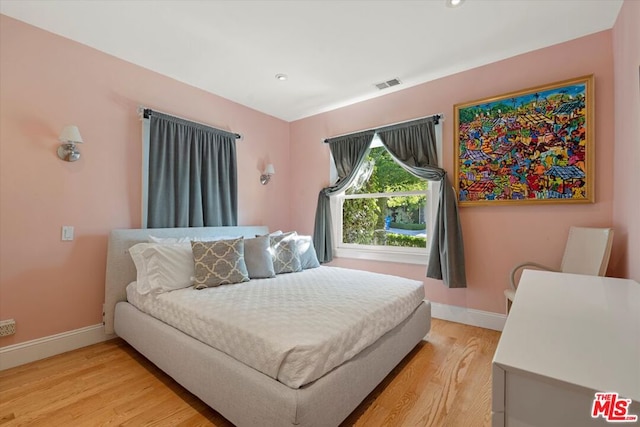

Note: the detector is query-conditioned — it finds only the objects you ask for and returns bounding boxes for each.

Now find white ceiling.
[0,0,623,122]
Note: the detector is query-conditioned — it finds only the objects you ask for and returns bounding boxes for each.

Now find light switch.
[61,226,74,241]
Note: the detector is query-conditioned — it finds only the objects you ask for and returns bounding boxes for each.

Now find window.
[331,129,442,264]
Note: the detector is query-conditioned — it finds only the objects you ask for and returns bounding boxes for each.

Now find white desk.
[492,270,640,427]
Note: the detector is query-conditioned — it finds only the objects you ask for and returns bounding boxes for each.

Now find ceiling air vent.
[375,78,402,90]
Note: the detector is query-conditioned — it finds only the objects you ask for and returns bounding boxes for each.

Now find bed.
[104,226,431,426]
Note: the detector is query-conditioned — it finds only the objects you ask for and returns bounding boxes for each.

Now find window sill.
[335,246,428,265]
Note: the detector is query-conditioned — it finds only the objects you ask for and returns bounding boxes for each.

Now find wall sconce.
[57,125,84,162]
[260,164,275,185]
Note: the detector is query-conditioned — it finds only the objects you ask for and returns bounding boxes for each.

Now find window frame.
[329,125,442,265]
[141,117,151,228]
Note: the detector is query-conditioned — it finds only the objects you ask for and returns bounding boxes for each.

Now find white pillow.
[148,235,240,244]
[129,243,194,294]
[148,235,191,244]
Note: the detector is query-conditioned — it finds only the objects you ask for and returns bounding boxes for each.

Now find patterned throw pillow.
[191,238,249,289]
[270,233,302,274]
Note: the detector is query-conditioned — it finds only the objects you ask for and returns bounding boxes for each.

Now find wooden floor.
[0,319,501,426]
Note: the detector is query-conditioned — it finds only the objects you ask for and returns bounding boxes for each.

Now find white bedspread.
[126,266,425,389]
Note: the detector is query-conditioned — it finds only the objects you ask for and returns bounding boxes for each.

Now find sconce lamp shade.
[59,125,83,144]
[260,163,275,185]
[57,125,84,162]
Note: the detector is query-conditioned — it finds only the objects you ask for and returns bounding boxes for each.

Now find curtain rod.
[322,113,443,143]
[139,106,242,140]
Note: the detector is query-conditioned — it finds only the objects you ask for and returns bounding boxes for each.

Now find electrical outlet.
[61,226,74,241]
[0,319,16,337]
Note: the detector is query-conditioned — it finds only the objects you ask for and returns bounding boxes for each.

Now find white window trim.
[329,124,442,265]
[141,117,150,228]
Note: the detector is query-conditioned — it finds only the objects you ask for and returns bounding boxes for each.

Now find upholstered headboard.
[104,225,269,334]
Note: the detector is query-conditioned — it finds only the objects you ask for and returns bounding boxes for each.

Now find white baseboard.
[430,302,506,331]
[0,324,112,371]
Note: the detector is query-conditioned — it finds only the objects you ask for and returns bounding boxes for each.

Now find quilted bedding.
[126,266,425,388]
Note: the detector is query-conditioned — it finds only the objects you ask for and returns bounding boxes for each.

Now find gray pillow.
[244,235,276,278]
[191,238,249,289]
[294,235,321,269]
[270,233,302,274]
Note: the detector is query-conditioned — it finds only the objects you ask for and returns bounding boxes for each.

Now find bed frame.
[104,226,431,427]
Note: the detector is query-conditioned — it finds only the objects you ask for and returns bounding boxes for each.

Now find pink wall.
[290,31,616,314]
[0,15,290,345]
[612,0,640,281]
[1,10,633,347]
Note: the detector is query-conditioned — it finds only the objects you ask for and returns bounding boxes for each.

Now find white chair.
[505,226,614,313]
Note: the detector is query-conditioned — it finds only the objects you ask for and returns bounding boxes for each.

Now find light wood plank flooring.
[0,319,501,426]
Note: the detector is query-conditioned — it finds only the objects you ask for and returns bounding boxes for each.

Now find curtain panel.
[314,117,467,288]
[376,118,466,288]
[313,131,375,263]
[147,112,238,228]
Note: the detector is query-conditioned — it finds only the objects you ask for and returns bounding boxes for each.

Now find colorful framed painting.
[454,75,594,206]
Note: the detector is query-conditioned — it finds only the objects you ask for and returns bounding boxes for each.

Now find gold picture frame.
[454,75,594,206]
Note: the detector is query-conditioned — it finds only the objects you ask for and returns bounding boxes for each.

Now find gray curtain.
[147,112,237,228]
[313,131,375,262]
[377,118,467,288]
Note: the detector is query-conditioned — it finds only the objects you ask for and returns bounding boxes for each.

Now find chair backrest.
[561,227,614,276]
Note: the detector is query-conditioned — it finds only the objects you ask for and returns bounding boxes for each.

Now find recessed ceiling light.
[446,0,465,7]
[275,73,288,81]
